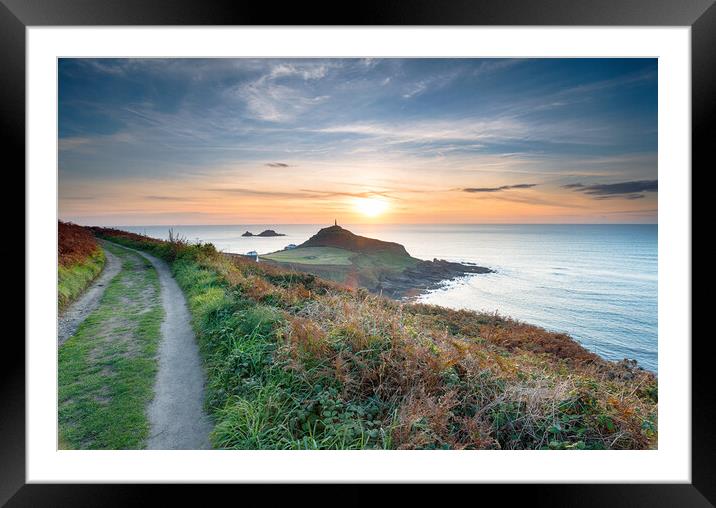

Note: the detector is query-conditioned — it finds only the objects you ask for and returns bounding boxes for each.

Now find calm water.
[122,224,658,371]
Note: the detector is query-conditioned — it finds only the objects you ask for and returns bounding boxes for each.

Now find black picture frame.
[5,0,709,504]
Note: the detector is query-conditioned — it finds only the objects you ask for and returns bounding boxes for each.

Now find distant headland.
[258,224,492,298]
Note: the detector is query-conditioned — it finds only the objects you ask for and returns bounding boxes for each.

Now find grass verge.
[92,227,658,450]
[58,243,163,449]
[58,248,106,311]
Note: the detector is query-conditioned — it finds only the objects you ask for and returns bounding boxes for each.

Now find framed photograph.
[8,0,709,503]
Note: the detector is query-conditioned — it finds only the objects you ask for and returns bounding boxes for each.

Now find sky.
[58,58,658,225]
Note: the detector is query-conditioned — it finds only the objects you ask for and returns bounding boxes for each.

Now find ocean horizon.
[119,223,658,372]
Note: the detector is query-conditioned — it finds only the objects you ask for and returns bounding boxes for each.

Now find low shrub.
[58,221,106,309]
[59,221,99,266]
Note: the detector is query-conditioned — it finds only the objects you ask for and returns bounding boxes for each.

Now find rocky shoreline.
[372,258,493,299]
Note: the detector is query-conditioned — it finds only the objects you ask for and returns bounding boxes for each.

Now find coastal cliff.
[263,225,492,298]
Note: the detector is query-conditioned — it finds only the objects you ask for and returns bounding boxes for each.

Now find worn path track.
[58,243,163,449]
[113,243,212,449]
[58,241,122,347]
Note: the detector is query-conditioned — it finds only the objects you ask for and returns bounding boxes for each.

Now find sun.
[353,196,389,218]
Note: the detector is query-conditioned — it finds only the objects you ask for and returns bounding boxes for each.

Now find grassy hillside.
[300,224,410,257]
[93,227,658,450]
[263,245,420,290]
[263,246,354,265]
[58,221,106,310]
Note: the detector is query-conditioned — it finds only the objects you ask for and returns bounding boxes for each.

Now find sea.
[121,224,658,372]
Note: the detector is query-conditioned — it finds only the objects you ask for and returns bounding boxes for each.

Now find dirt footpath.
[123,246,213,450]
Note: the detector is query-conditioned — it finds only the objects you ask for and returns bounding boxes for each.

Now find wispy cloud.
[59,132,136,153]
[313,117,527,145]
[206,187,399,201]
[58,137,92,151]
[60,196,96,201]
[463,183,538,193]
[144,195,196,202]
[594,194,646,200]
[403,81,429,99]
[229,61,334,122]
[563,180,657,200]
[401,69,463,99]
[471,193,590,209]
[560,68,657,97]
[205,188,311,199]
[240,84,328,122]
[300,189,398,200]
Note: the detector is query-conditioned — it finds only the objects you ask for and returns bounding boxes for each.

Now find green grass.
[58,243,163,449]
[263,246,419,272]
[263,247,354,265]
[58,248,105,311]
[263,247,420,289]
[171,258,387,449]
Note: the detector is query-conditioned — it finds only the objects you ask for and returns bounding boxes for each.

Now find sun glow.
[353,196,389,218]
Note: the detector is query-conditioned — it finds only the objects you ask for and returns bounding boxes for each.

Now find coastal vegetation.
[58,221,106,310]
[92,226,658,450]
[58,242,163,449]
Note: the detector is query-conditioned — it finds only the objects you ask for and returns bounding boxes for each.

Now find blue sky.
[58,58,657,225]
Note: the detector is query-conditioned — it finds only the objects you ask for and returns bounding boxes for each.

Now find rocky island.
[241,229,286,237]
[261,225,492,298]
